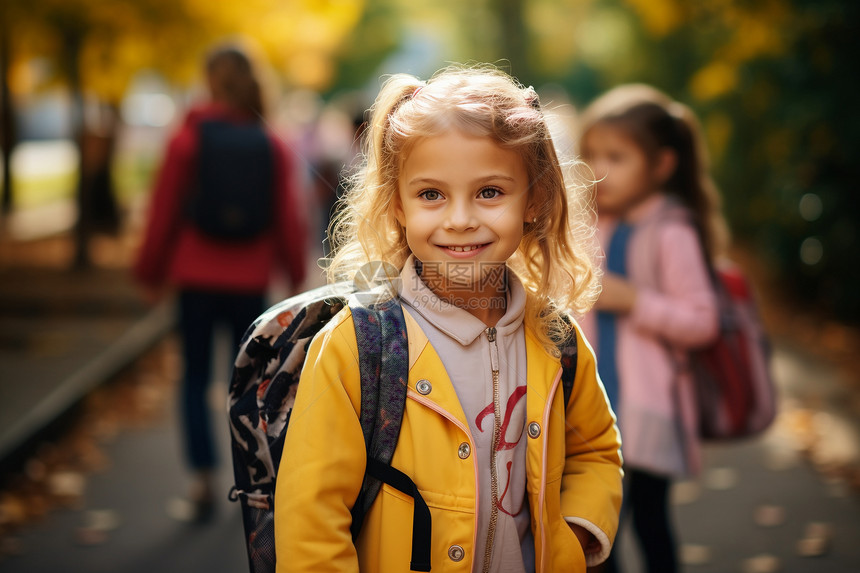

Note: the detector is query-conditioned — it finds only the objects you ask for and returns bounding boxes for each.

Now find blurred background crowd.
[1,0,859,324]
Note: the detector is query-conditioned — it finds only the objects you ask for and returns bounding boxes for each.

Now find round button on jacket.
[458,442,471,459]
[528,422,541,438]
[448,545,465,562]
[416,379,432,395]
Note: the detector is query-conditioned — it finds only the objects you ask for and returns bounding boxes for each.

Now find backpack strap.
[352,297,409,467]
[364,459,432,572]
[349,298,431,572]
[559,317,579,409]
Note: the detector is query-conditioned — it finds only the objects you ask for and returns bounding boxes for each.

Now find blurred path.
[0,264,173,470]
[665,344,860,573]
[0,335,250,572]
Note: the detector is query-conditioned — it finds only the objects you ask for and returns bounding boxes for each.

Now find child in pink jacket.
[578,84,727,573]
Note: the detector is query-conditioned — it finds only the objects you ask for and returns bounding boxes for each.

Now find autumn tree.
[3,0,367,267]
[1,2,13,216]
[4,0,200,266]
[519,0,860,323]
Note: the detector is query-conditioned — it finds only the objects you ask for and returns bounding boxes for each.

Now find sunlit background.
[1,1,859,571]
[2,0,858,322]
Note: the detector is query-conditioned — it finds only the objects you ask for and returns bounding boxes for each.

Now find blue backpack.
[227,283,578,573]
[187,119,274,241]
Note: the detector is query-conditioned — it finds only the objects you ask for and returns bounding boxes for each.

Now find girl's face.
[581,123,660,217]
[394,130,531,300]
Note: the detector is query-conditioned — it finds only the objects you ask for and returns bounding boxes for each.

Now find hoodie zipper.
[482,326,501,573]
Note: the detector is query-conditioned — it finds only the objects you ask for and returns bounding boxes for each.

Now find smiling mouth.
[444,244,488,252]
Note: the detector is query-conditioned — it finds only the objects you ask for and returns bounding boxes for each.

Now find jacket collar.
[400,305,563,425]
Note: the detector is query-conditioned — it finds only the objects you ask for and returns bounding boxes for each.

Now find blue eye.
[479,187,501,199]
[419,189,441,201]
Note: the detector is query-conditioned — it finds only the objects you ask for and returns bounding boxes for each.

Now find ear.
[654,148,678,186]
[392,191,406,226]
[523,198,538,224]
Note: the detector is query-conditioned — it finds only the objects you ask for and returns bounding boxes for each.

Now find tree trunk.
[495,0,529,84]
[64,29,92,270]
[0,5,14,216]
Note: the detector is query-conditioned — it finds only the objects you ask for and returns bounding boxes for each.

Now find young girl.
[577,84,726,572]
[274,66,622,572]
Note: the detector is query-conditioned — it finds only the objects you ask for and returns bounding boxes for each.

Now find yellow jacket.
[275,307,622,572]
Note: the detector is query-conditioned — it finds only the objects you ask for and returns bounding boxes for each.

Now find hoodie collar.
[399,255,526,346]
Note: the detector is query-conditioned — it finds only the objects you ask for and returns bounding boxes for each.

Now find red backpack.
[690,260,777,440]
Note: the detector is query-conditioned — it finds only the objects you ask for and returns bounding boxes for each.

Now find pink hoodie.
[580,194,719,477]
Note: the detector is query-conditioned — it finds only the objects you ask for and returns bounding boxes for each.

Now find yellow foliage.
[287,51,336,92]
[527,1,584,70]
[703,112,733,163]
[235,0,365,89]
[568,6,638,80]
[690,61,738,101]
[81,36,153,102]
[9,0,367,99]
[721,8,788,63]
[624,0,683,37]
[691,1,792,104]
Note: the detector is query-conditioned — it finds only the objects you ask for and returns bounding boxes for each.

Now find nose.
[444,198,478,231]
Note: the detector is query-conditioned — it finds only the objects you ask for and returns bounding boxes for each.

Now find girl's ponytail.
[327,75,425,283]
[363,75,426,192]
[665,102,728,261]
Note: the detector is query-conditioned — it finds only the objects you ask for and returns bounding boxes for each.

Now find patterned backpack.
[227,280,580,573]
[227,283,431,573]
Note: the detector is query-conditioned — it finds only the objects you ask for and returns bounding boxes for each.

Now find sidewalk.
[0,258,175,473]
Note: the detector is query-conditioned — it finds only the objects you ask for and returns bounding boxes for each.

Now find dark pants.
[601,468,678,573]
[178,289,265,471]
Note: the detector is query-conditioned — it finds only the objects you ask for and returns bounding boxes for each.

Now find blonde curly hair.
[327,64,599,349]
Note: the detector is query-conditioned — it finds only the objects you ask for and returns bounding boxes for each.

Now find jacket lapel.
[402,309,470,426]
[525,328,561,423]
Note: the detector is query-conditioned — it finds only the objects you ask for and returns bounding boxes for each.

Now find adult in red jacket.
[134,45,307,521]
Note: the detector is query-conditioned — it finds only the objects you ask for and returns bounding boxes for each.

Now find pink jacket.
[581,194,719,477]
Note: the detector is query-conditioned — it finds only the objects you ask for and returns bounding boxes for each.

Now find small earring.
[532,217,537,223]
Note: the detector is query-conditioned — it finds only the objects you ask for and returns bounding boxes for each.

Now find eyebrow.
[406,174,518,186]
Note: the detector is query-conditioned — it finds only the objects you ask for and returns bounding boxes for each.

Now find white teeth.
[449,245,480,252]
